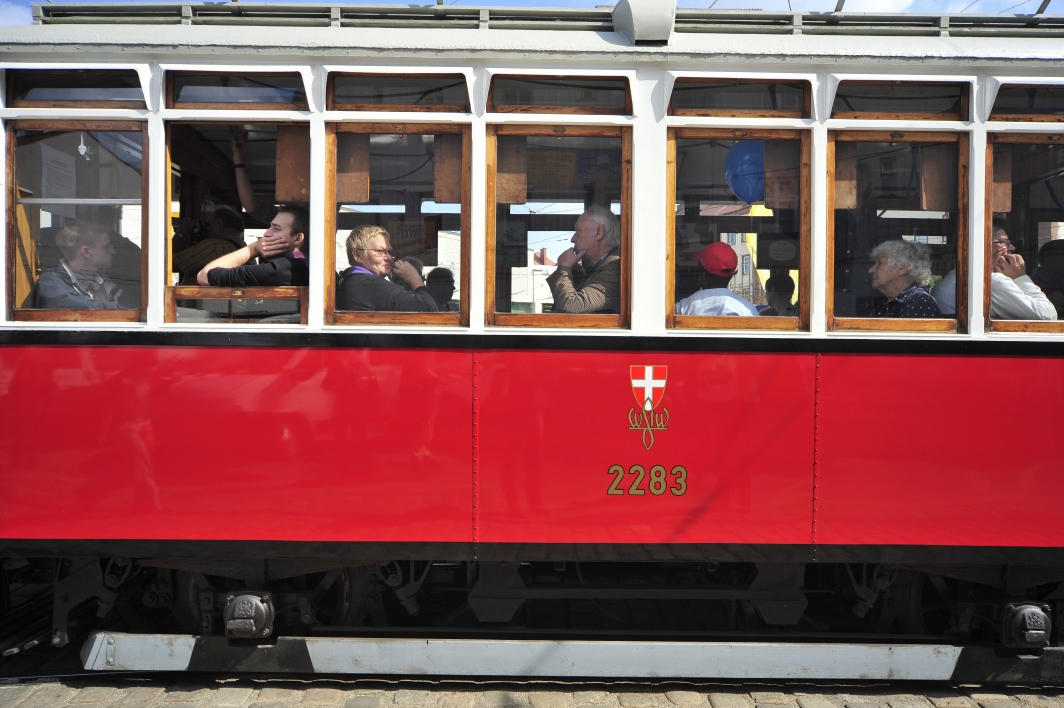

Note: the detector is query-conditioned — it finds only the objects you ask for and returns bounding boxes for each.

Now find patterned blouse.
[871,283,943,318]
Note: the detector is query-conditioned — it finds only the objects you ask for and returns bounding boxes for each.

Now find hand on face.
[391,259,425,289]
[257,234,290,260]
[1000,252,1027,279]
[557,248,585,268]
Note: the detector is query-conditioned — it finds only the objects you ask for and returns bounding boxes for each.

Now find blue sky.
[0,0,1055,26]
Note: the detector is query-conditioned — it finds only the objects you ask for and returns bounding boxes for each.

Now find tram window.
[7,70,145,109]
[669,130,810,329]
[488,76,631,115]
[486,127,630,327]
[984,136,1064,332]
[991,86,1064,122]
[325,124,470,325]
[330,74,469,112]
[828,132,967,332]
[166,122,310,324]
[669,79,809,118]
[168,73,308,110]
[832,82,969,121]
[8,122,146,321]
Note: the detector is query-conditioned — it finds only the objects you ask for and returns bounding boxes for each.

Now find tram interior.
[673,137,803,313]
[494,135,623,314]
[333,131,464,312]
[169,123,307,321]
[832,140,959,318]
[992,141,1064,318]
[11,128,144,312]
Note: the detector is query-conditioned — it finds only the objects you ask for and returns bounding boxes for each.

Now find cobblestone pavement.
[1,682,1063,708]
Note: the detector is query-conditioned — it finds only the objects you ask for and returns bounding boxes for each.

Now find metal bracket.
[51,559,119,648]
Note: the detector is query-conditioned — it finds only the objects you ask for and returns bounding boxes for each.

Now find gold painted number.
[606,464,689,497]
[606,465,626,495]
[648,465,668,496]
[670,465,688,496]
[627,465,646,495]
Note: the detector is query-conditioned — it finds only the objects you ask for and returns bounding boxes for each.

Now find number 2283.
[607,465,687,497]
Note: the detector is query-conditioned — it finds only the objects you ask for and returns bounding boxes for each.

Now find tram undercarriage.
[4,557,1061,668]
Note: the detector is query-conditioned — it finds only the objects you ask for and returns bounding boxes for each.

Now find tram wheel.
[898,570,954,635]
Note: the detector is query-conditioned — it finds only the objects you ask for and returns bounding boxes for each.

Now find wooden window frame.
[486,75,633,116]
[668,78,811,119]
[831,81,970,122]
[164,120,310,324]
[327,73,470,113]
[666,128,811,331]
[989,84,1064,123]
[6,119,148,323]
[166,71,309,111]
[324,121,472,327]
[485,123,632,329]
[985,131,1064,334]
[825,130,969,333]
[164,286,308,324]
[7,69,147,110]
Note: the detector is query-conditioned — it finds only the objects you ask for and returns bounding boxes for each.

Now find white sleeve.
[990,273,1057,321]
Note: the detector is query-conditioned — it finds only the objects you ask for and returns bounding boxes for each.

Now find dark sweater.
[337,270,439,312]
[207,254,309,287]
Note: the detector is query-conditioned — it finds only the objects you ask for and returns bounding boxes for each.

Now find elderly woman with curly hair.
[867,240,942,318]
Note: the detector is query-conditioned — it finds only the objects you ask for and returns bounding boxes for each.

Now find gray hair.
[581,205,621,248]
[870,240,933,287]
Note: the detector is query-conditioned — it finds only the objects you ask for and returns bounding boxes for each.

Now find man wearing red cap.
[675,242,758,316]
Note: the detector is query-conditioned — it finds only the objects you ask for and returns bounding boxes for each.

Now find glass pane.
[988,143,1064,321]
[12,129,143,311]
[169,123,310,323]
[492,77,628,112]
[674,138,802,318]
[333,75,468,109]
[670,81,805,115]
[832,140,957,319]
[832,83,965,117]
[10,70,142,104]
[172,74,307,105]
[334,132,462,314]
[494,135,623,315]
[992,86,1064,118]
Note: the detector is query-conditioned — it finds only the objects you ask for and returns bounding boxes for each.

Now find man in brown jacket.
[546,205,621,314]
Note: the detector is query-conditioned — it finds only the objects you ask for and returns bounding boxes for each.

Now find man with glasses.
[932,223,1054,320]
[336,225,439,312]
[37,222,126,310]
[547,205,622,314]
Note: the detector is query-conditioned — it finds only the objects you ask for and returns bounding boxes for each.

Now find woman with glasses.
[336,225,439,312]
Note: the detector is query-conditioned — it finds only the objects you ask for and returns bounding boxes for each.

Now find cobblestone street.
[1,682,1063,708]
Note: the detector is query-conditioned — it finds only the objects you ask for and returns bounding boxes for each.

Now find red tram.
[2,0,1064,682]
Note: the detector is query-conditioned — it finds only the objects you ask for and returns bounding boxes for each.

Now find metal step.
[79,631,1064,683]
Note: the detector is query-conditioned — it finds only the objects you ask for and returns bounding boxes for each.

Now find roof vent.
[613,0,676,44]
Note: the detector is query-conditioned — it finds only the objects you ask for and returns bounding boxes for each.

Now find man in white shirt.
[675,242,758,317]
[931,225,1055,320]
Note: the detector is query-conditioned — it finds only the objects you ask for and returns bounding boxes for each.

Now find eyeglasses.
[992,239,1011,247]
[357,248,395,257]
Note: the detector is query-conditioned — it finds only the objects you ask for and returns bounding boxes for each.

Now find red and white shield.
[630,365,667,412]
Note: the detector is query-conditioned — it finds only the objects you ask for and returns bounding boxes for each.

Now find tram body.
[2,1,1064,680]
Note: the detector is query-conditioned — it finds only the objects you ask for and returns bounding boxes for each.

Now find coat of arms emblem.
[628,365,669,450]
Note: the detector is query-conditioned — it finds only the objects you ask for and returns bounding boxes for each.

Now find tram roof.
[22,3,1064,37]
[2,2,1064,67]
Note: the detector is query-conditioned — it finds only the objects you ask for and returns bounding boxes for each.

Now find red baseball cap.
[695,241,738,276]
